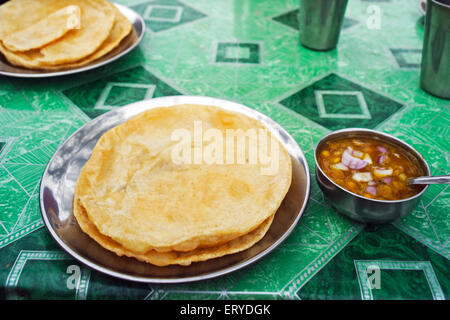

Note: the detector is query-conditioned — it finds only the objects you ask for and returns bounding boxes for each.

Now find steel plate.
[39,96,311,283]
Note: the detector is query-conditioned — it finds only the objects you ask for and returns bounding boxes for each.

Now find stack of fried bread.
[73,105,293,266]
[0,0,132,70]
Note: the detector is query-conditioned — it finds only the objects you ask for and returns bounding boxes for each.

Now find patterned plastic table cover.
[0,0,449,300]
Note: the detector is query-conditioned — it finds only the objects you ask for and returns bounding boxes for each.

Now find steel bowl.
[314,128,430,224]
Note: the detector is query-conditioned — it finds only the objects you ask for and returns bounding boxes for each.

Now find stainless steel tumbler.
[420,0,450,99]
[298,0,349,51]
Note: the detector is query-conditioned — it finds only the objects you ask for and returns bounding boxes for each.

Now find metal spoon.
[407,175,450,185]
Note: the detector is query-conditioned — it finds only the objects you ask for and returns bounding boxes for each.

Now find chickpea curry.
[317,137,424,200]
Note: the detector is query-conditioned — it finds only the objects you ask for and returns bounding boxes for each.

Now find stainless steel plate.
[0,3,145,78]
[40,96,311,283]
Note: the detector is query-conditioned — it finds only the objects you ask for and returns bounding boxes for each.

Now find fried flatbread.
[36,6,132,71]
[74,198,274,266]
[2,5,81,52]
[0,0,115,68]
[74,105,292,256]
[0,0,65,39]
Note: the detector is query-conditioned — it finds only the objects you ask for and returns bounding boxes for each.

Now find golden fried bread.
[74,198,274,266]
[73,105,292,258]
[0,0,116,68]
[38,6,132,71]
[2,5,81,52]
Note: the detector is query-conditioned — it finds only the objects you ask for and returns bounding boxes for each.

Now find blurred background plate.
[0,3,145,78]
[39,96,311,283]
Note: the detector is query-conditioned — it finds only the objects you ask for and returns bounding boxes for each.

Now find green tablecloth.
[0,0,448,300]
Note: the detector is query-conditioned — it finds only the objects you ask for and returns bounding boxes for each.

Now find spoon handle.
[408,175,450,185]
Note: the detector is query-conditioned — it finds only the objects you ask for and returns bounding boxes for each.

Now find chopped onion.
[382,177,392,184]
[352,150,364,158]
[352,172,373,182]
[378,155,386,164]
[368,180,376,186]
[342,149,369,170]
[331,163,349,171]
[373,168,393,178]
[366,186,377,196]
[377,146,387,153]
